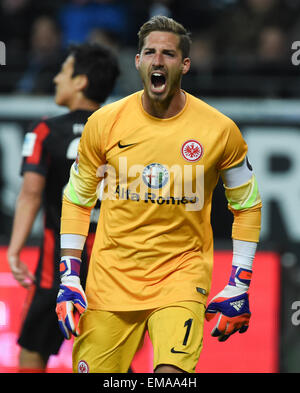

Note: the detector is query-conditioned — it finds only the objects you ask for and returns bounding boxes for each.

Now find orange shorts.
[73,301,205,373]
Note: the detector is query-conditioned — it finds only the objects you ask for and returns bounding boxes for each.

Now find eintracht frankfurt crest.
[181,140,204,162]
[142,163,169,189]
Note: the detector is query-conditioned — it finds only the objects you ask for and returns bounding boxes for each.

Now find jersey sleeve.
[218,120,262,242]
[61,113,105,236]
[21,121,50,176]
[218,120,248,171]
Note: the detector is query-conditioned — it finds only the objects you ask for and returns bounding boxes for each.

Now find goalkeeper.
[56,15,262,373]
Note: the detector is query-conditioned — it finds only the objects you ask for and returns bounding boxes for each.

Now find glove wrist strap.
[60,256,81,279]
[228,265,252,289]
[229,239,256,290]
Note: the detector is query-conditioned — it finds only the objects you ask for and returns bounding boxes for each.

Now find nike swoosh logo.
[118,141,136,149]
[170,347,188,354]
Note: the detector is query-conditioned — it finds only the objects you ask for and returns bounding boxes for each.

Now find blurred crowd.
[1,0,300,98]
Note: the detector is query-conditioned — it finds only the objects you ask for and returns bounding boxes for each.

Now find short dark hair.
[68,43,120,104]
[137,15,192,59]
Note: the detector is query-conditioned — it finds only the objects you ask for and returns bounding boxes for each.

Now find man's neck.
[142,89,186,119]
[68,97,100,112]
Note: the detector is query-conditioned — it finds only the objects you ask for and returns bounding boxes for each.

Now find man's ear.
[135,53,140,70]
[181,57,191,75]
[74,74,88,91]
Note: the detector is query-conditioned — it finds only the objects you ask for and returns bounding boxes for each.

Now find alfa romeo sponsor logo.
[181,140,204,162]
[142,163,169,189]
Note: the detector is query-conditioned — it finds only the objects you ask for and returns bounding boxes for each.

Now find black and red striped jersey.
[21,110,99,289]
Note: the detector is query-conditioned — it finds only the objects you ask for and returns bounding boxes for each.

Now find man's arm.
[7,172,45,288]
[56,113,103,339]
[61,248,82,259]
[205,158,262,341]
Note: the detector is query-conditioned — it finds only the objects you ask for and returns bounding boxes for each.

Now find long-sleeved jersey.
[61,91,261,311]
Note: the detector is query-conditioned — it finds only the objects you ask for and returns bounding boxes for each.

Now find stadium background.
[0,0,300,373]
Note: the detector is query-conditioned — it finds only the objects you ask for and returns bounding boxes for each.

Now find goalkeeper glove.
[205,265,252,342]
[55,257,87,340]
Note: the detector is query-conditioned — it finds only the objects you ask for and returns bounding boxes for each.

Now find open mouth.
[150,72,166,93]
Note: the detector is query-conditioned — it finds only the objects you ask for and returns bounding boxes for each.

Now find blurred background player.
[6,42,120,372]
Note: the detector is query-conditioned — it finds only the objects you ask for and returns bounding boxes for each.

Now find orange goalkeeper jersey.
[61,90,248,311]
